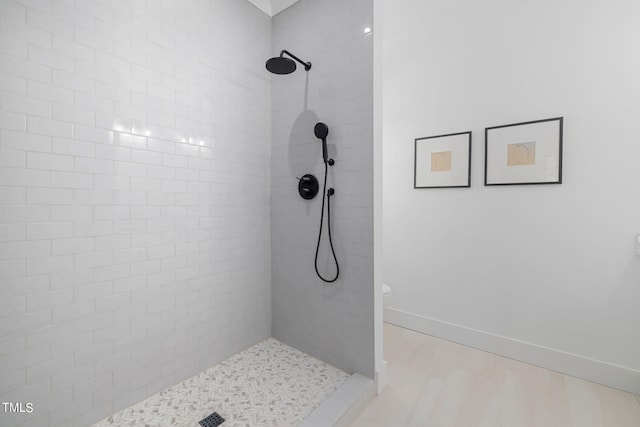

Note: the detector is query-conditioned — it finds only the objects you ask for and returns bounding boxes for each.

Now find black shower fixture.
[298,174,319,199]
[265,50,311,74]
[314,122,334,166]
[313,122,339,283]
[295,122,339,282]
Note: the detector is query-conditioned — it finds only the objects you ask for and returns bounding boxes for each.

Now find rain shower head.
[265,50,311,74]
[266,56,296,74]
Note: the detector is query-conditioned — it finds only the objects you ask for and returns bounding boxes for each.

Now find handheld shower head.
[314,122,329,140]
[312,120,339,282]
[314,122,329,163]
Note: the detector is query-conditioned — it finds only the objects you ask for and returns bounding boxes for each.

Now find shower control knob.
[327,159,335,166]
[327,188,335,196]
[298,173,319,200]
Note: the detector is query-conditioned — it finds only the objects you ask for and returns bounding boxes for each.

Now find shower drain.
[199,411,225,426]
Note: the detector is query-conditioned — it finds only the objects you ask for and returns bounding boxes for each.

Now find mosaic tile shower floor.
[92,338,349,427]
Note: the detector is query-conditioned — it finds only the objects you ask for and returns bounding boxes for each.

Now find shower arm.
[280,50,312,71]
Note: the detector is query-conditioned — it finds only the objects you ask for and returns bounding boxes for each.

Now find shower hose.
[314,161,340,283]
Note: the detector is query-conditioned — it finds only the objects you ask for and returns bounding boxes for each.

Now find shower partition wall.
[270,0,375,378]
[0,1,271,426]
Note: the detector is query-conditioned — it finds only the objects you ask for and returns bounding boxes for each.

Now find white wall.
[383,0,640,392]
[248,0,271,15]
[246,0,302,17]
[271,0,301,15]
[0,1,271,426]
[271,0,375,377]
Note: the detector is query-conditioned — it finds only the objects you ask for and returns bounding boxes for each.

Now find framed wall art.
[485,117,563,186]
[414,131,471,188]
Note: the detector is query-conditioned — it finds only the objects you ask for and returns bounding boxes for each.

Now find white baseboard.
[384,307,640,395]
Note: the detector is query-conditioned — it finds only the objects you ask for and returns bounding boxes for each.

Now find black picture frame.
[414,131,472,189]
[484,117,563,186]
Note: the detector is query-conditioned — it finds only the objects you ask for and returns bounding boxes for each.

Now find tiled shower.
[0,0,373,426]
[271,0,374,378]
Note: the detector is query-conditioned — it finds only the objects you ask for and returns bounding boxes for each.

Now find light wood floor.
[350,323,640,427]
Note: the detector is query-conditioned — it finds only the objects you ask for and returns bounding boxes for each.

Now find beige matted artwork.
[485,117,563,185]
[431,151,452,172]
[414,131,471,188]
[507,142,536,166]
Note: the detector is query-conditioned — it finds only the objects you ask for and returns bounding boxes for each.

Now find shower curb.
[298,373,374,427]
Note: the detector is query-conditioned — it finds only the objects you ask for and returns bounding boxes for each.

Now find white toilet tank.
[383,283,391,306]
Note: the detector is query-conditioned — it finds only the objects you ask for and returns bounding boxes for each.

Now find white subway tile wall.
[271,0,374,377]
[0,1,271,426]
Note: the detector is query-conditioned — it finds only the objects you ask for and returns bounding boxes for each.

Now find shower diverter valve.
[298,174,319,200]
